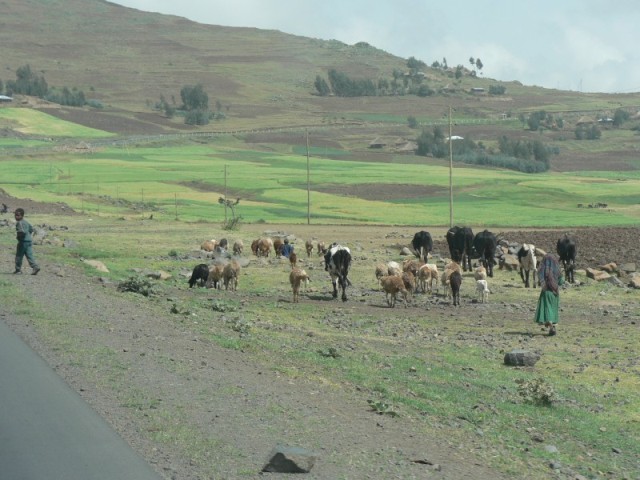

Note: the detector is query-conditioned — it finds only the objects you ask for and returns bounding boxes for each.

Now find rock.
[262,445,317,473]
[607,276,625,287]
[82,259,109,273]
[400,247,413,256]
[599,262,617,273]
[504,349,540,367]
[586,268,611,281]
[500,254,519,271]
[620,262,636,273]
[629,277,640,289]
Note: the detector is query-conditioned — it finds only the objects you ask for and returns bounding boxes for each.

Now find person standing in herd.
[534,253,564,336]
[14,208,40,275]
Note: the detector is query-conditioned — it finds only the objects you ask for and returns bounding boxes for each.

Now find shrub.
[117,276,159,297]
[516,377,556,406]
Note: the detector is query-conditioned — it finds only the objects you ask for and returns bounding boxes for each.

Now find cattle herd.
[187,227,578,307]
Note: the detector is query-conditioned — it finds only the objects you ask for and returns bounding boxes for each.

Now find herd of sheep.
[186,228,571,308]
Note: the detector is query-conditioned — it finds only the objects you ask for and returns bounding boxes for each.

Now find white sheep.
[518,243,537,288]
[386,260,401,276]
[474,265,487,281]
[289,268,310,303]
[476,279,490,303]
[379,275,408,308]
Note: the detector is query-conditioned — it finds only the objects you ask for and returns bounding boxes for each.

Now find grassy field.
[1,108,639,228]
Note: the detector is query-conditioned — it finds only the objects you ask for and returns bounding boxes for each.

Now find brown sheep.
[233,239,244,256]
[316,241,325,256]
[257,237,273,257]
[251,238,260,256]
[374,263,387,286]
[273,238,284,257]
[223,260,241,291]
[289,267,310,303]
[401,270,416,296]
[305,239,314,258]
[402,258,424,276]
[201,239,217,252]
[450,270,462,306]
[205,264,225,290]
[289,251,298,269]
[379,275,408,308]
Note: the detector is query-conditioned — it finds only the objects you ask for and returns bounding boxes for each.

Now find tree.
[613,108,630,127]
[469,57,475,68]
[406,56,426,70]
[455,65,463,80]
[314,75,330,96]
[407,116,418,129]
[180,84,208,111]
[475,58,483,72]
[218,197,241,230]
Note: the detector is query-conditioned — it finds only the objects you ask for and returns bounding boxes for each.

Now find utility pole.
[306,129,310,225]
[224,165,228,223]
[449,105,453,228]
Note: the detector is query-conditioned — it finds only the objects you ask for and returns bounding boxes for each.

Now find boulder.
[599,262,618,273]
[262,445,317,473]
[499,254,519,271]
[400,247,413,256]
[586,268,611,282]
[620,263,636,273]
[629,276,640,289]
[504,349,540,367]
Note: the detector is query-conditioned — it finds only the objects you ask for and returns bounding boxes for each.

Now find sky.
[113,0,640,94]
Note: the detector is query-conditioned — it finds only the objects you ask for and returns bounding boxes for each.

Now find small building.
[470,87,485,95]
[0,95,13,103]
[369,137,387,149]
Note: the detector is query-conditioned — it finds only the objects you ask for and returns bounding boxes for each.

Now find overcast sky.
[114,0,640,94]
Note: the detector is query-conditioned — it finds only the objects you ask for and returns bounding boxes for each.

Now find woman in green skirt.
[535,253,564,336]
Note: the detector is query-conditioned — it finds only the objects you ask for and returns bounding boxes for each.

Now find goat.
[450,271,462,306]
[517,243,537,288]
[476,279,490,303]
[441,261,462,299]
[289,268,310,303]
[188,263,209,288]
[379,275,408,308]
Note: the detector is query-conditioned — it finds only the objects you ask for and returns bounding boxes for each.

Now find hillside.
[1,0,640,174]
[0,0,640,134]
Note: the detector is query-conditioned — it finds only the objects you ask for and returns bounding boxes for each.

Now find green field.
[1,116,639,228]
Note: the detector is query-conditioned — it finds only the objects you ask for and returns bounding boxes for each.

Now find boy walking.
[14,208,40,275]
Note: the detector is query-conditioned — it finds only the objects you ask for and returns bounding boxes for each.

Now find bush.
[516,377,556,406]
[87,99,104,109]
[117,276,159,297]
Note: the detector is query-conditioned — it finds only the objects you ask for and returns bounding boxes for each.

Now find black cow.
[472,230,497,277]
[445,226,474,271]
[324,243,352,301]
[411,230,433,262]
[189,263,209,288]
[556,235,577,283]
[449,270,462,306]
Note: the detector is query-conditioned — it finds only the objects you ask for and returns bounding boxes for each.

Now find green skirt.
[534,290,559,324]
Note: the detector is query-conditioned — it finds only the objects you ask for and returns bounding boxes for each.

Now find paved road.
[0,319,162,480]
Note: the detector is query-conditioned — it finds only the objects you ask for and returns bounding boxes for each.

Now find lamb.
[374,263,387,286]
[441,261,462,299]
[402,258,424,276]
[450,271,462,306]
[419,263,439,293]
[305,239,314,257]
[476,279,490,303]
[205,263,225,289]
[401,270,416,296]
[289,267,310,303]
[188,263,209,288]
[251,238,260,256]
[233,240,244,256]
[289,251,298,269]
[316,241,325,256]
[223,260,241,291]
[379,275,408,308]
[474,265,487,281]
